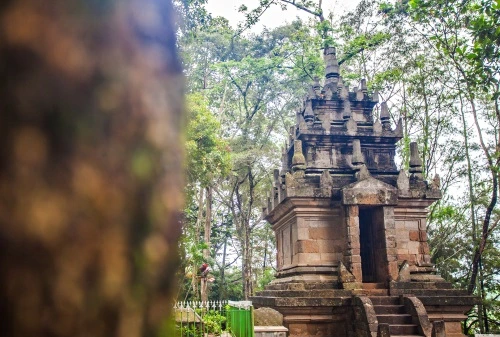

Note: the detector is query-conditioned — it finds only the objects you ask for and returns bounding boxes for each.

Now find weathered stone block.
[409,230,419,241]
[396,230,409,241]
[347,227,360,236]
[310,227,336,240]
[418,219,427,230]
[346,217,359,227]
[397,254,411,261]
[351,263,362,279]
[342,282,362,290]
[288,323,307,336]
[405,220,419,230]
[384,221,396,230]
[297,252,321,263]
[318,240,344,253]
[432,321,445,337]
[296,240,320,253]
[388,261,399,279]
[347,239,361,249]
[254,327,288,337]
[386,240,396,248]
[377,323,390,337]
[444,321,463,334]
[386,248,398,255]
[320,253,341,262]
[394,219,405,229]
[408,241,420,254]
[350,255,362,263]
[342,177,398,205]
[296,218,307,228]
[419,230,428,242]
[297,227,310,240]
[347,206,359,217]
[397,248,409,255]
[419,244,430,255]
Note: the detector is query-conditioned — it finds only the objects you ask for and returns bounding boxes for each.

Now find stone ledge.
[418,296,479,306]
[255,326,288,337]
[265,281,337,291]
[428,313,468,322]
[255,326,289,332]
[257,289,352,298]
[252,296,351,307]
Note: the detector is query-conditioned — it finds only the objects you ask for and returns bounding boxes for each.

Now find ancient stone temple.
[251,48,476,337]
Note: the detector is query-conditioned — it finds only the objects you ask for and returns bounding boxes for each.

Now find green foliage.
[185,93,231,188]
[340,32,391,65]
[202,310,227,335]
[178,324,199,337]
[255,268,275,292]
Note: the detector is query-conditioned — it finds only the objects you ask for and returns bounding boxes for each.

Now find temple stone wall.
[394,202,432,267]
[275,206,345,270]
[344,205,361,281]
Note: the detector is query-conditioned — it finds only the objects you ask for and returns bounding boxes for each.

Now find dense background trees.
[175,0,500,333]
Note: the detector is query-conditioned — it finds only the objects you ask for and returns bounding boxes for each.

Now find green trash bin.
[226,301,254,337]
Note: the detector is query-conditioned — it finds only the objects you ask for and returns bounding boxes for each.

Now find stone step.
[390,281,453,290]
[352,288,389,296]
[377,314,412,325]
[389,324,419,335]
[373,305,406,314]
[392,289,468,296]
[264,282,335,291]
[370,296,400,305]
[257,289,352,298]
[364,289,389,296]
[362,282,386,289]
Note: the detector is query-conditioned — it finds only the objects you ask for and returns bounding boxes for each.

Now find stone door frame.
[343,204,398,284]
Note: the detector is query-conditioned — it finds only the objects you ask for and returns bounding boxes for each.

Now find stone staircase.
[370,296,422,337]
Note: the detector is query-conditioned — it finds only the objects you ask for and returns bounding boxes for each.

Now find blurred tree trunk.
[0,1,185,337]
[200,186,212,302]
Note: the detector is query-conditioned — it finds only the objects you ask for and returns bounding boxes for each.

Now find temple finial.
[409,142,423,174]
[343,101,351,120]
[313,76,321,88]
[292,140,306,173]
[380,102,391,131]
[352,139,364,166]
[324,47,339,83]
[304,100,315,124]
[360,79,368,93]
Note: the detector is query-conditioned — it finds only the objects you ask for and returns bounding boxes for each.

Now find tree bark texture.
[0,1,185,336]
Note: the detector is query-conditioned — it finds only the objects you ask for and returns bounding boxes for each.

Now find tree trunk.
[204,186,213,260]
[0,1,185,336]
[192,188,204,301]
[243,223,253,299]
[201,186,212,302]
[220,228,228,301]
[467,96,499,295]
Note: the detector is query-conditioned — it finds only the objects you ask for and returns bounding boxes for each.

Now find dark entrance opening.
[359,207,386,283]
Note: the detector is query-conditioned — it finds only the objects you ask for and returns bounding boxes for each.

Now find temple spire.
[324,47,339,83]
[409,142,423,175]
[380,101,391,131]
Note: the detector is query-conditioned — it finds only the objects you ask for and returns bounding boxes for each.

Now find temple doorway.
[359,207,387,283]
